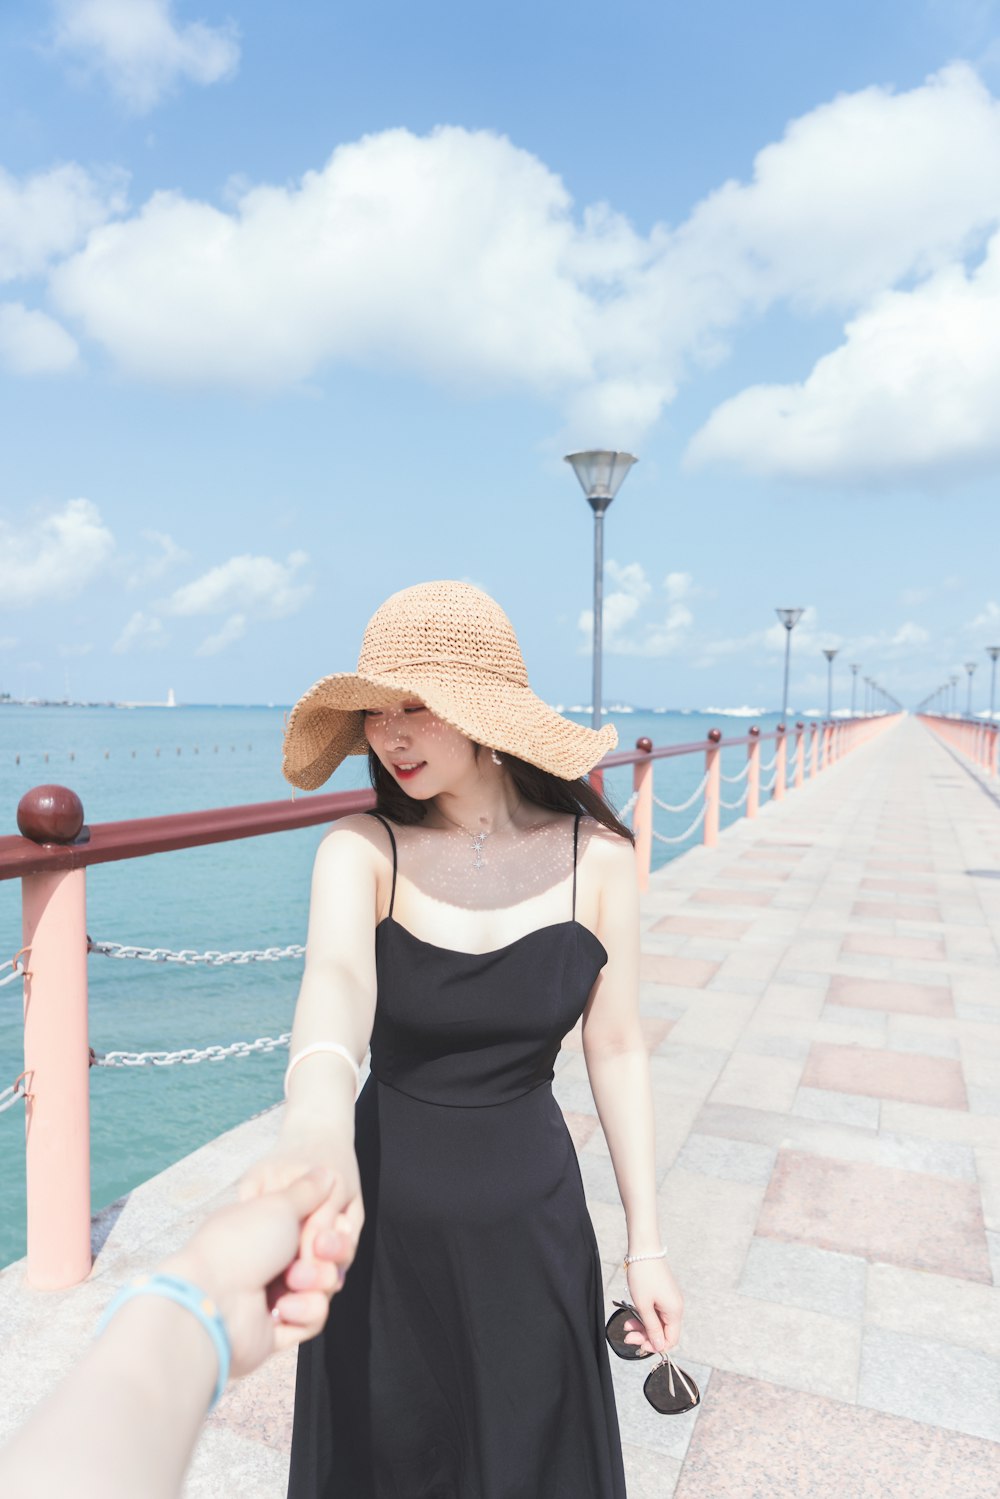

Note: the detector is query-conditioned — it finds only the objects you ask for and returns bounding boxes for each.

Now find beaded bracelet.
[95,1272,231,1412]
[623,1248,667,1270]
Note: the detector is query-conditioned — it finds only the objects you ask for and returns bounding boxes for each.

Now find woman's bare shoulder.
[313,812,393,869]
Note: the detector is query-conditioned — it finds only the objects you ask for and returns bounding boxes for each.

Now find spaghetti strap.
[572,813,581,920]
[365,810,398,918]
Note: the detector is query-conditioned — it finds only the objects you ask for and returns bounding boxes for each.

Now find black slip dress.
[285,811,627,1499]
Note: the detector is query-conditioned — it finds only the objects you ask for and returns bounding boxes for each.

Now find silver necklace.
[435,806,518,869]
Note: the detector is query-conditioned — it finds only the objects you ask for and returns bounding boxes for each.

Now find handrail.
[0,787,376,881]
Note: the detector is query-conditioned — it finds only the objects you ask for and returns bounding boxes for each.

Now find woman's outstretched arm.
[239,814,383,1334]
[580,831,683,1354]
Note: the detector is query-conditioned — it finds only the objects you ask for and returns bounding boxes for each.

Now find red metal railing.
[0,713,898,1289]
[917,713,999,777]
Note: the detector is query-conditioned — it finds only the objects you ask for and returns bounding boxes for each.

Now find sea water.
[0,703,785,1267]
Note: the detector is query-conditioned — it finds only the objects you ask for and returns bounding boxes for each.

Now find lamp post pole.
[775,608,804,722]
[565,451,638,732]
[965,661,977,719]
[850,663,860,717]
[988,647,1000,724]
[823,648,838,720]
[950,674,959,716]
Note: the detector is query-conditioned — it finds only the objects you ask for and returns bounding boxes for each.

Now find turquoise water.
[0,703,784,1267]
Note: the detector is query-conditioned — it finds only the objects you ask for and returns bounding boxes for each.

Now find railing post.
[17,786,92,1290]
[773,725,786,801]
[632,737,653,894]
[794,722,805,788]
[703,729,721,847]
[991,725,999,779]
[809,722,819,778]
[746,725,760,819]
[590,767,605,799]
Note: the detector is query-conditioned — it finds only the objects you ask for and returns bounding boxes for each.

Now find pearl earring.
[491,748,503,765]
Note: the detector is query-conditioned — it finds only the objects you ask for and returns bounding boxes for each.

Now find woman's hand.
[238,1129,364,1341]
[622,1259,684,1355]
[160,1167,353,1378]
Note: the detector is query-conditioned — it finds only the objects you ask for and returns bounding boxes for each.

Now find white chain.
[0,961,26,988]
[719,786,750,811]
[89,941,305,966]
[618,789,640,821]
[652,773,709,815]
[651,804,708,845]
[93,1034,291,1068]
[759,754,778,773]
[0,1079,26,1114]
[760,774,777,792]
[719,761,751,784]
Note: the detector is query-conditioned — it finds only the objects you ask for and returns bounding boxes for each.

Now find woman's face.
[362,699,479,799]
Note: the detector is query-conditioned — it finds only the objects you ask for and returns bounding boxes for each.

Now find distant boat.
[116,688,179,709]
[166,688,176,708]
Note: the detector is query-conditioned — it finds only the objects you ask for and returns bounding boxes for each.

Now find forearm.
[0,1296,215,1499]
[584,1045,662,1252]
[282,965,373,1143]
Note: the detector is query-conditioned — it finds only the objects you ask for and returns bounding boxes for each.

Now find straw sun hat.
[281,580,618,789]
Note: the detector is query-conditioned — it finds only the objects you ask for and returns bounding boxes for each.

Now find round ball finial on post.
[707,728,722,744]
[17,785,86,845]
[636,736,653,753]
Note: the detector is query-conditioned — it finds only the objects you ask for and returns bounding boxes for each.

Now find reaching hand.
[237,1131,364,1344]
[161,1165,354,1379]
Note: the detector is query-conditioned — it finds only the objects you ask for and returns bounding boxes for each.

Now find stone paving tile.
[879,1099,1000,1149]
[640,952,720,987]
[650,914,751,939]
[886,1023,961,1060]
[865,1261,1000,1360]
[826,973,954,1018]
[853,900,944,921]
[678,1286,861,1400]
[758,1149,992,1282]
[969,1084,1000,1116]
[709,1053,805,1112]
[801,1042,968,1110]
[674,1132,777,1186]
[860,877,938,894]
[842,932,947,961]
[689,887,775,908]
[868,858,935,873]
[720,865,790,882]
[621,1445,683,1499]
[792,1084,881,1128]
[673,1370,1000,1499]
[563,1109,599,1150]
[858,1327,1000,1442]
[739,1235,866,1319]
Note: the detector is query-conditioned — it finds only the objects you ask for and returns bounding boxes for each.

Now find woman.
[243,579,684,1498]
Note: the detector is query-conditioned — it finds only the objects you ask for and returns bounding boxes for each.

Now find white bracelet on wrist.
[623,1248,667,1270]
[284,1043,362,1100]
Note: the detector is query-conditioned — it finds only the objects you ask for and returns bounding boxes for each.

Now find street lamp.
[988,646,1000,724]
[775,608,804,721]
[849,663,860,717]
[965,661,977,718]
[822,648,839,719]
[564,450,638,732]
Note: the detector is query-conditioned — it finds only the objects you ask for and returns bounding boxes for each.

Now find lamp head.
[775,608,805,631]
[564,451,638,514]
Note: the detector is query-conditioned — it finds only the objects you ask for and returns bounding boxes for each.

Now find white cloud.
[0,162,126,282]
[52,0,239,113]
[969,600,1000,630]
[0,498,114,607]
[58,640,94,657]
[686,235,1000,482]
[0,636,17,650]
[165,550,311,620]
[891,622,931,647]
[44,63,1000,456]
[126,528,189,588]
[578,561,695,656]
[113,609,166,652]
[0,302,79,373]
[195,611,245,655]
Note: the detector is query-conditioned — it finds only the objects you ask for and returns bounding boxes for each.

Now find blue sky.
[2,0,1000,716]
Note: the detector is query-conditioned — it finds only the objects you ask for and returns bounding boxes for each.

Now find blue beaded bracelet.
[95,1272,232,1412]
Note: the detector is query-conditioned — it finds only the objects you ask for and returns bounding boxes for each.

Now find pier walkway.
[2,713,999,1496]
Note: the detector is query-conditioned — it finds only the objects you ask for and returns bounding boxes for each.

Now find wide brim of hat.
[282,668,618,789]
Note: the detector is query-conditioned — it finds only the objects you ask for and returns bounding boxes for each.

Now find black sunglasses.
[605,1300,701,1415]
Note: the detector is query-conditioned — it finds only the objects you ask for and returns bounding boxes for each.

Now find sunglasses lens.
[605,1308,648,1361]
[643,1360,701,1416]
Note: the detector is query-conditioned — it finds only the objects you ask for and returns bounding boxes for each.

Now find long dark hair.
[367,745,635,844]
